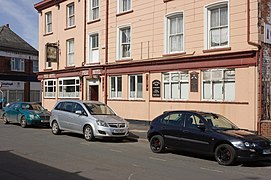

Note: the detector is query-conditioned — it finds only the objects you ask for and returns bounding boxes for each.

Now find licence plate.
[113,129,125,133]
[41,120,49,123]
[263,149,271,155]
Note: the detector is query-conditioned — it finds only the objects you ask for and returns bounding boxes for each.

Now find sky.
[0,0,39,49]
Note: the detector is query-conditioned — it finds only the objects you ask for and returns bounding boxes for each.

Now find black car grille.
[258,141,271,148]
[40,116,50,120]
[112,132,126,135]
[108,123,126,128]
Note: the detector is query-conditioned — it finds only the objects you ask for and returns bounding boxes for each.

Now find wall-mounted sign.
[190,72,198,92]
[46,43,59,62]
[152,80,161,97]
[264,23,271,44]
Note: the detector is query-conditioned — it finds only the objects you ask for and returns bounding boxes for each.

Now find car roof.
[163,110,217,115]
[56,100,104,104]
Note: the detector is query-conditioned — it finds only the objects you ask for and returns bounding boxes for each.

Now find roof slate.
[0,25,38,56]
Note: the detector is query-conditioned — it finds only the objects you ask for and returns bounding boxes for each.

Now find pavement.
[0,109,150,140]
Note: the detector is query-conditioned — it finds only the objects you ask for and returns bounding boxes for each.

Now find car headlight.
[29,114,35,119]
[96,120,108,127]
[244,142,256,148]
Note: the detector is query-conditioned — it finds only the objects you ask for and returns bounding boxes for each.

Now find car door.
[6,103,21,123]
[181,113,213,153]
[69,103,88,132]
[159,112,184,148]
[57,102,74,130]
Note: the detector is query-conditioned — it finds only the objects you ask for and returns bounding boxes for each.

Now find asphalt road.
[1,122,271,180]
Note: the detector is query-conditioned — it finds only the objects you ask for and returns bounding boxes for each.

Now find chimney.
[6,24,9,28]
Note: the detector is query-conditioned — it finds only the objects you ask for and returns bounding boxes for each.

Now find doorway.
[88,79,99,101]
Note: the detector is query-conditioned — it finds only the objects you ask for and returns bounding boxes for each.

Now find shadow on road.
[60,131,139,143]
[0,150,90,180]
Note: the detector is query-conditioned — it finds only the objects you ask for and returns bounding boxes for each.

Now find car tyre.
[84,125,95,141]
[20,116,27,128]
[52,121,61,135]
[150,135,165,153]
[3,114,9,124]
[215,144,236,166]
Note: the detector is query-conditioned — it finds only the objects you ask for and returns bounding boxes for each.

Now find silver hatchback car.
[50,100,129,141]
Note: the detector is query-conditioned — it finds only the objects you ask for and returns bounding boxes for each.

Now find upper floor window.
[32,60,39,73]
[45,11,52,34]
[206,3,228,48]
[11,58,25,72]
[118,0,131,13]
[44,79,56,98]
[58,77,80,98]
[88,33,99,63]
[67,38,74,66]
[165,13,184,53]
[89,0,99,21]
[129,74,142,99]
[118,26,131,59]
[67,3,75,27]
[110,76,122,99]
[202,69,235,101]
[163,72,189,100]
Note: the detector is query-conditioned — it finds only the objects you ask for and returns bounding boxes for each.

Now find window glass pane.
[180,82,189,99]
[171,83,179,99]
[171,73,179,81]
[137,75,143,98]
[224,82,235,101]
[213,82,223,100]
[220,7,228,26]
[211,9,219,27]
[164,83,170,99]
[220,27,228,46]
[203,82,211,99]
[212,70,223,80]
[164,74,169,82]
[170,18,177,34]
[211,28,220,47]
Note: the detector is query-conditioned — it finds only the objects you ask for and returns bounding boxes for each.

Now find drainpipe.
[104,0,109,104]
[247,0,262,131]
[82,0,87,100]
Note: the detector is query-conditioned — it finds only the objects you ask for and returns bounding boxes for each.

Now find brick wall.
[260,120,271,139]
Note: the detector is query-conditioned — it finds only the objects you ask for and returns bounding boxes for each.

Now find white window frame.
[202,69,235,101]
[87,33,99,64]
[118,0,131,13]
[117,25,131,60]
[45,11,52,34]
[44,79,56,98]
[67,3,75,27]
[205,1,229,49]
[11,58,25,72]
[89,0,99,21]
[163,72,189,100]
[58,77,80,98]
[129,74,143,99]
[110,76,122,99]
[67,38,75,66]
[165,12,184,54]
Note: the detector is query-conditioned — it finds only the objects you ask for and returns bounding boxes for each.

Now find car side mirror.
[75,110,82,115]
[197,124,206,131]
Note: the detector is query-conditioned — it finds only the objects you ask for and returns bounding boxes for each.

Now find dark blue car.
[147,110,271,165]
[2,102,50,128]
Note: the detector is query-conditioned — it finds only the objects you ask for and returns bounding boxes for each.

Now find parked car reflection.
[147,110,271,165]
[2,102,50,127]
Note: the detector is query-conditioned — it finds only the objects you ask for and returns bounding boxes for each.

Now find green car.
[2,102,51,128]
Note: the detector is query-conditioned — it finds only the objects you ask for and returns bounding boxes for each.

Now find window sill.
[43,68,53,71]
[116,58,133,62]
[87,19,101,24]
[64,25,76,31]
[43,32,53,36]
[163,52,186,57]
[84,62,100,66]
[44,97,56,99]
[203,47,231,53]
[116,10,133,17]
[164,0,174,2]
[65,65,75,69]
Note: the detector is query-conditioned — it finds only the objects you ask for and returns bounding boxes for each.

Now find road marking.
[200,167,223,173]
[130,129,148,133]
[149,157,167,162]
[110,149,122,153]
[128,173,135,180]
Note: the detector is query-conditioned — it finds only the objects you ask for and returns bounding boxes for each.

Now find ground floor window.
[9,90,24,102]
[202,69,235,101]
[58,77,80,98]
[30,90,41,102]
[129,74,143,99]
[44,79,56,98]
[110,76,122,98]
[163,72,189,100]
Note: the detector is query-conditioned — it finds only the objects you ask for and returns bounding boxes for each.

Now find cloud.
[0,0,39,49]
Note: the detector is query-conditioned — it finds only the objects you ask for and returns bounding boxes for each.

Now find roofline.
[34,0,67,12]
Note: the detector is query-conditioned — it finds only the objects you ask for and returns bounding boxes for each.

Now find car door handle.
[183,130,189,133]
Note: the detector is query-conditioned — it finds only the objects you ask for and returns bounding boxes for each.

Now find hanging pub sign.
[190,72,199,92]
[152,80,161,97]
[46,43,59,62]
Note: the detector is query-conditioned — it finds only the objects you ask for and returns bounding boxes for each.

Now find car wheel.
[84,125,95,141]
[3,114,9,124]
[215,144,236,166]
[150,135,165,153]
[20,116,27,128]
[52,121,61,135]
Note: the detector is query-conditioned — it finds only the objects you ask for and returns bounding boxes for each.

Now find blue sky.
[0,0,39,49]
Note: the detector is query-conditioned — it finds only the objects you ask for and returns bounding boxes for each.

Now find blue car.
[2,102,51,128]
